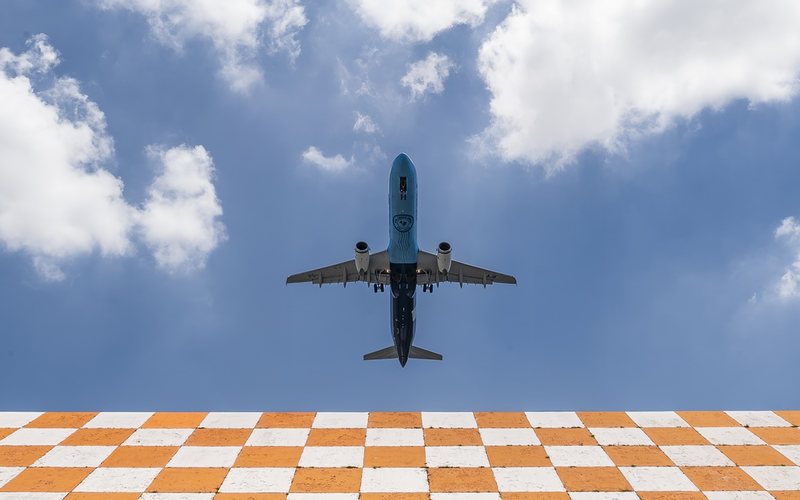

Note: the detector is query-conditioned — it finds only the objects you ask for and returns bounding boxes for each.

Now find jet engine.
[437,241,452,273]
[355,241,370,273]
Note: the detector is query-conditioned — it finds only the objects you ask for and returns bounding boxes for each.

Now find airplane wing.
[417,250,517,287]
[287,250,391,286]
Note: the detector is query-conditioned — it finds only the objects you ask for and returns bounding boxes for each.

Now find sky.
[1,0,799,411]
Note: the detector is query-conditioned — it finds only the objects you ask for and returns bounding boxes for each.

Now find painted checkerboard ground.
[0,411,799,498]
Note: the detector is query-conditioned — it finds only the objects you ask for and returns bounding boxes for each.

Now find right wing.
[286,250,390,286]
[417,250,517,287]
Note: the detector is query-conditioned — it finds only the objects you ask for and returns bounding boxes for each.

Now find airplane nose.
[392,153,414,173]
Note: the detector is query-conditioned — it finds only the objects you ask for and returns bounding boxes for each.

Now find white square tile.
[743,465,800,490]
[568,494,639,500]
[246,428,310,446]
[619,466,698,491]
[697,427,765,445]
[361,467,428,492]
[0,428,74,446]
[199,412,260,428]
[726,411,791,428]
[0,467,24,488]
[166,446,241,467]
[430,495,501,500]
[219,467,295,493]
[311,412,368,428]
[422,412,477,428]
[660,445,735,466]
[493,467,565,492]
[704,492,776,500]
[140,495,215,500]
[287,495,360,500]
[366,428,424,447]
[590,427,654,446]
[298,446,363,467]
[74,467,161,492]
[0,494,67,500]
[123,428,193,446]
[627,411,689,428]
[32,446,116,467]
[526,412,583,428]
[83,412,153,429]
[544,446,614,467]
[425,446,489,467]
[479,428,540,446]
[775,445,800,465]
[0,412,42,428]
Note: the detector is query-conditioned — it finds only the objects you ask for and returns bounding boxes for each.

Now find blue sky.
[1,0,799,411]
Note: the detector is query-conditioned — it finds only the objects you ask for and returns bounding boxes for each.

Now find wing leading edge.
[416,250,517,287]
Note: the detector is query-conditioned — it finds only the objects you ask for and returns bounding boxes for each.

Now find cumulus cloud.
[301,146,353,172]
[95,0,307,92]
[774,216,800,300]
[353,111,379,134]
[348,0,496,42]
[401,52,454,100]
[139,146,226,272]
[0,35,225,280]
[477,0,800,172]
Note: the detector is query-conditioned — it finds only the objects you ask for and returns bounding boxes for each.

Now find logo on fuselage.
[393,214,414,233]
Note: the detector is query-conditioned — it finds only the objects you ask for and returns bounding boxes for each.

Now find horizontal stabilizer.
[409,346,443,360]
[363,346,397,360]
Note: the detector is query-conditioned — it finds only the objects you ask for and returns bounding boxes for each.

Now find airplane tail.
[363,345,443,361]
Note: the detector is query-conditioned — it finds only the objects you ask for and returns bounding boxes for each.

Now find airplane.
[287,153,516,366]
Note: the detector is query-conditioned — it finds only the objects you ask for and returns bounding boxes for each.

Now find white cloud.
[301,146,353,172]
[138,145,226,272]
[95,0,307,92]
[0,35,225,280]
[401,52,454,100]
[477,0,800,172]
[774,216,800,300]
[353,111,379,134]
[348,0,496,42]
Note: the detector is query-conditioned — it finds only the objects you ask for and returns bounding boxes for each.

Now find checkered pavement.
[0,411,799,498]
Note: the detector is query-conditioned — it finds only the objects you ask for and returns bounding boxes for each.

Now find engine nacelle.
[355,241,370,273]
[437,241,452,273]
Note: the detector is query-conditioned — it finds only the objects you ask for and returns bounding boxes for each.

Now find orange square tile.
[101,446,179,467]
[0,445,52,466]
[65,494,140,500]
[501,495,571,500]
[368,412,422,428]
[214,495,287,500]
[776,411,800,426]
[536,428,597,445]
[0,467,91,492]
[364,446,426,467]
[681,466,763,491]
[576,412,636,428]
[290,468,361,493]
[718,445,795,466]
[750,427,800,445]
[147,467,228,492]
[424,428,482,446]
[428,468,498,492]
[185,428,252,446]
[475,412,531,428]
[0,429,16,440]
[257,412,315,428]
[677,411,740,427]
[643,427,710,445]
[142,412,207,428]
[773,493,800,500]
[556,467,632,492]
[306,428,366,446]
[486,446,551,467]
[604,446,674,466]
[234,446,303,467]
[61,428,135,446]
[637,494,706,500]
[26,412,98,428]
[360,495,429,500]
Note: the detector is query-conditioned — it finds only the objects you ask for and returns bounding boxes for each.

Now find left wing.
[287,251,390,286]
[417,250,517,287]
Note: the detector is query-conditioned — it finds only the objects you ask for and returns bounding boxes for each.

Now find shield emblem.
[393,214,414,233]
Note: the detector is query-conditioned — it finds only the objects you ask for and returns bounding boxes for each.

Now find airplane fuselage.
[388,153,419,366]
